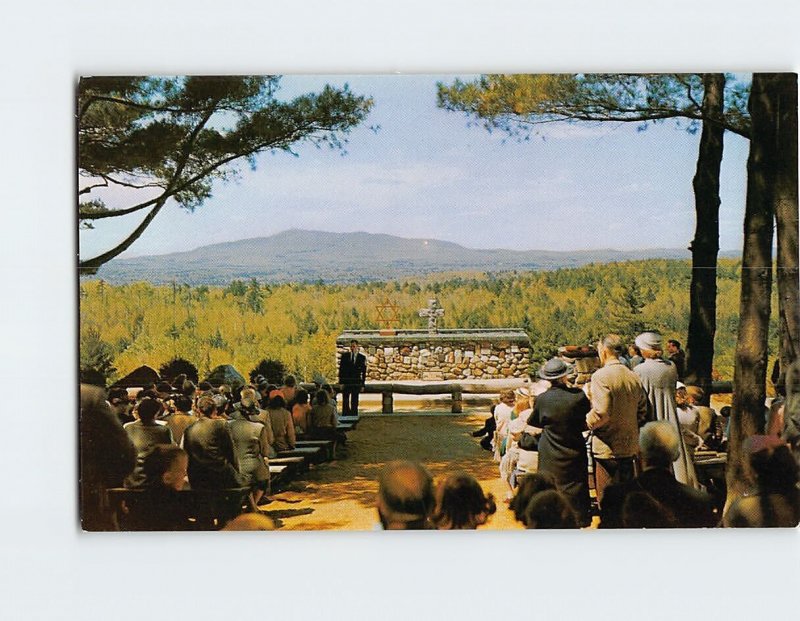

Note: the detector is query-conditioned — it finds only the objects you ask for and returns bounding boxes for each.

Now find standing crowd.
[469,331,799,529]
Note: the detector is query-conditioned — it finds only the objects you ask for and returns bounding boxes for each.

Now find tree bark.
[685,74,725,404]
[773,74,799,390]
[727,74,780,506]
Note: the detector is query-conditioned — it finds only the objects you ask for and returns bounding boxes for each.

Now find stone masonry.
[336,329,532,381]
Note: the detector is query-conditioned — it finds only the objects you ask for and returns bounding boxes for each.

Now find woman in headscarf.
[633,331,699,488]
[527,358,592,526]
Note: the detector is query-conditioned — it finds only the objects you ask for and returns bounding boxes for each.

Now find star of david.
[375,298,400,330]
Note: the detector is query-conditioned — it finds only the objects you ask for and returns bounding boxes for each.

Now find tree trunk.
[726,74,780,507]
[685,73,725,404]
[774,74,799,390]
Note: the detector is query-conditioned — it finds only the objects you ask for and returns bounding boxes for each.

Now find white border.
[2,1,799,619]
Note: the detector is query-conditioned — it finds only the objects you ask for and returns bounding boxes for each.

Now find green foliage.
[437,73,750,139]
[79,258,776,384]
[224,280,248,298]
[250,358,287,385]
[78,76,374,270]
[608,277,656,339]
[80,325,117,383]
[158,357,199,384]
[245,278,265,314]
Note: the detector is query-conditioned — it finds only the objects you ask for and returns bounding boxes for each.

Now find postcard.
[77,73,799,531]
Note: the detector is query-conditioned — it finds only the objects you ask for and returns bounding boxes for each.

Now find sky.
[78,74,752,260]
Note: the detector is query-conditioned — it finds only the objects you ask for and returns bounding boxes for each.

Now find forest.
[79,257,776,386]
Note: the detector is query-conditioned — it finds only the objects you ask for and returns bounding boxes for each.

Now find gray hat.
[635,331,663,351]
[538,358,574,381]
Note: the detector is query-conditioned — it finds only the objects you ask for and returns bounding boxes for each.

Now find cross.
[419,298,444,333]
[375,298,400,333]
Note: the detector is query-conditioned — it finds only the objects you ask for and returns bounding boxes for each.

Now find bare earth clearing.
[262,410,522,530]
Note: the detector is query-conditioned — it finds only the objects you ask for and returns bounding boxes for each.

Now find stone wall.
[336,329,532,381]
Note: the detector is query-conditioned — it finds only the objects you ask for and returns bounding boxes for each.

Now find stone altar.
[336,328,532,381]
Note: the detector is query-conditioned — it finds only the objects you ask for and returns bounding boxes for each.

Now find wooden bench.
[296,439,335,460]
[269,455,308,474]
[107,487,250,531]
[337,416,359,427]
[277,446,326,465]
[336,422,354,432]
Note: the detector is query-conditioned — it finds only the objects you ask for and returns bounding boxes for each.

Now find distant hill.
[91,228,738,285]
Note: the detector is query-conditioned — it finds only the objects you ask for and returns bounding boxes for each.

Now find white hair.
[240,388,257,408]
[639,421,680,468]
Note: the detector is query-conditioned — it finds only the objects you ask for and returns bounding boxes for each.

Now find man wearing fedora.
[527,358,592,526]
[633,331,699,489]
[586,334,648,504]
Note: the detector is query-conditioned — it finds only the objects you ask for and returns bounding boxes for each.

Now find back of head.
[137,397,163,423]
[510,472,557,523]
[748,441,799,495]
[294,388,309,405]
[222,513,276,531]
[107,387,129,406]
[140,388,160,401]
[268,392,286,410]
[377,461,434,530]
[314,389,329,406]
[284,375,296,388]
[432,472,496,529]
[600,334,626,359]
[142,444,186,488]
[181,380,196,397]
[685,385,704,405]
[640,421,680,469]
[636,331,664,359]
[499,389,515,402]
[173,395,193,413]
[196,394,217,418]
[240,388,258,408]
[524,490,579,529]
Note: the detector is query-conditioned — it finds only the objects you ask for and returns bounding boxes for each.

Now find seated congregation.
[80,372,353,531]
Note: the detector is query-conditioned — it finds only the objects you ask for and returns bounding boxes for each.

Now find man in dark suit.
[338,339,367,416]
[600,420,716,528]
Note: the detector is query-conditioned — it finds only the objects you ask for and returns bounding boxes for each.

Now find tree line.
[80,258,774,387]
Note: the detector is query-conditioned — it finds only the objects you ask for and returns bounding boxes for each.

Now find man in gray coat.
[587,334,648,503]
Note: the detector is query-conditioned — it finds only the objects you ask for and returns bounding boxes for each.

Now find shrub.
[159,358,199,384]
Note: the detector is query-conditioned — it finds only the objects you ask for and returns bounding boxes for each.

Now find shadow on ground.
[267,412,511,530]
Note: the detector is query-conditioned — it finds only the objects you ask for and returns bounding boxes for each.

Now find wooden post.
[382,391,394,414]
[451,389,463,414]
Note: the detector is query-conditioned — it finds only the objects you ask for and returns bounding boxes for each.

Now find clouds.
[78,75,751,261]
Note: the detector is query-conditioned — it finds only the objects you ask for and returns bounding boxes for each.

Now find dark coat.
[528,383,591,524]
[600,467,716,528]
[183,418,244,490]
[338,351,367,387]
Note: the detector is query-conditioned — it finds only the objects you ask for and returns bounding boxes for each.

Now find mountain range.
[90,228,737,285]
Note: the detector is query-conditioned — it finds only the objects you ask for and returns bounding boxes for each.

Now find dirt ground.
[261,410,523,530]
